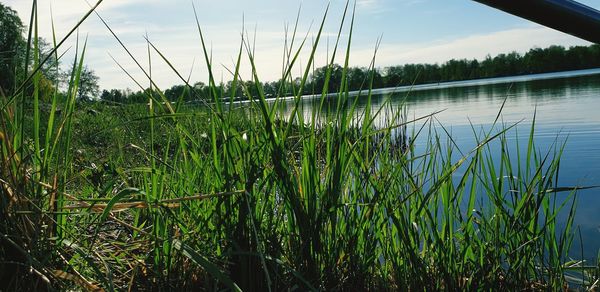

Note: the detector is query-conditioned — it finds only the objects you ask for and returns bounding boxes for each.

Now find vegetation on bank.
[0,1,599,291]
[98,44,600,103]
[4,2,600,104]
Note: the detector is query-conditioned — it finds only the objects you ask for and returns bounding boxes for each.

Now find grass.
[1,1,599,291]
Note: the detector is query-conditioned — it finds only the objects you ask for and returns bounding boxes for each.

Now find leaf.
[546,185,600,193]
[99,187,142,222]
[172,240,242,292]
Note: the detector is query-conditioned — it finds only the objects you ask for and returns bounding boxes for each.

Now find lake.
[282,68,600,261]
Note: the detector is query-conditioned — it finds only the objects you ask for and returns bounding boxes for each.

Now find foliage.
[0,1,598,291]
[65,65,100,101]
[0,3,26,95]
[100,44,600,104]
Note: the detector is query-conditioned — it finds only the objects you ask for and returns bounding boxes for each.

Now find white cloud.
[357,0,378,8]
[349,26,592,68]
[3,1,593,90]
[76,25,595,90]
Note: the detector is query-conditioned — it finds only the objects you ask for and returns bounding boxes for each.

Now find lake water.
[284,68,600,260]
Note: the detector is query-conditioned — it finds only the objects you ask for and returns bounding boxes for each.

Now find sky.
[3,0,599,91]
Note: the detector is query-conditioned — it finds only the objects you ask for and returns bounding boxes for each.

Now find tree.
[78,66,100,100]
[37,38,62,84]
[384,66,404,87]
[0,3,63,100]
[100,89,125,103]
[0,3,25,95]
[165,84,188,101]
[347,67,367,91]
[65,65,100,100]
[310,64,343,94]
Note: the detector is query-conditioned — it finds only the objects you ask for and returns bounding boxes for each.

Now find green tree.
[310,64,343,94]
[0,3,26,95]
[37,38,62,84]
[383,66,404,87]
[165,84,188,101]
[65,65,100,101]
[100,89,125,103]
[346,67,367,91]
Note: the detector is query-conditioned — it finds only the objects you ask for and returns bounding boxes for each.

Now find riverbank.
[216,67,600,106]
[1,1,598,291]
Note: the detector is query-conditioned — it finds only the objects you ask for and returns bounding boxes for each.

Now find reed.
[0,1,597,291]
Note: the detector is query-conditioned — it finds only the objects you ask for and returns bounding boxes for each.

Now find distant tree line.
[99,44,600,104]
[3,1,600,104]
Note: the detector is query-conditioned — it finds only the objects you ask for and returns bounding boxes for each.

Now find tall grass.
[0,1,598,291]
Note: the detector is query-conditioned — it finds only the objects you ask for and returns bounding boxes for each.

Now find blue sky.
[4,0,599,90]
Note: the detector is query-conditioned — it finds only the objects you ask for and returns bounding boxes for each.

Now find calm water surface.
[403,72,600,260]
[285,69,600,260]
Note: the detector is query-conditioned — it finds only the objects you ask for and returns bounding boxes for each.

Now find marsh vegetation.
[0,1,598,291]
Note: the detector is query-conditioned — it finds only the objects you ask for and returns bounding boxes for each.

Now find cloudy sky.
[3,0,598,90]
